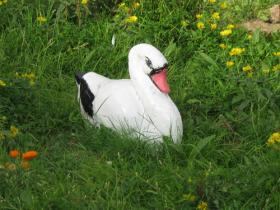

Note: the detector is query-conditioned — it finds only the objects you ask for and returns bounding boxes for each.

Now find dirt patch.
[270,4,280,23]
[242,20,280,33]
[241,4,280,33]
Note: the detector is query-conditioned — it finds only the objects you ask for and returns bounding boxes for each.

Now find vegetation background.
[0,0,280,209]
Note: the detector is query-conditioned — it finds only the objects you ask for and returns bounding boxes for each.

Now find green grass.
[1,0,280,209]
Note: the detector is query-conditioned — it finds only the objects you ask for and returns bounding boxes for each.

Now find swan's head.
[129,43,170,94]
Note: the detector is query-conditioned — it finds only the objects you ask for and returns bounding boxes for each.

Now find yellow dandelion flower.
[267,137,275,146]
[118,3,129,12]
[272,64,280,72]
[212,12,220,20]
[0,80,6,87]
[181,20,189,27]
[220,2,228,9]
[229,47,245,56]
[10,125,19,138]
[247,34,253,40]
[226,24,235,29]
[133,2,140,9]
[118,2,125,8]
[267,132,280,146]
[197,201,208,210]
[197,22,205,30]
[226,61,234,68]
[37,16,47,24]
[271,133,280,141]
[26,73,35,80]
[273,52,280,57]
[211,23,217,30]
[242,65,252,72]
[15,72,36,84]
[220,29,232,37]
[219,43,227,49]
[81,0,88,4]
[196,14,203,19]
[0,0,7,5]
[125,15,138,23]
[208,0,216,3]
[182,193,196,201]
[270,132,280,142]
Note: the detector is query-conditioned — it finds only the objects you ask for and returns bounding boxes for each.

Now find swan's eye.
[145,57,153,69]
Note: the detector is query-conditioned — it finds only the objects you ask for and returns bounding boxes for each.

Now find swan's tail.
[75,72,95,118]
[75,72,85,85]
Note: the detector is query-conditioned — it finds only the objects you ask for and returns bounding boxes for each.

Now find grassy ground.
[1,0,280,209]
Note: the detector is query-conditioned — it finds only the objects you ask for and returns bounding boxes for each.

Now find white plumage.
[75,43,183,143]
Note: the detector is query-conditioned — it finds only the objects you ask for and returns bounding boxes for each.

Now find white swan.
[75,43,183,143]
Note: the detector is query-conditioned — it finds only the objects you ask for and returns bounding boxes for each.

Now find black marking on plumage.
[75,72,86,85]
[80,78,95,117]
[145,56,153,69]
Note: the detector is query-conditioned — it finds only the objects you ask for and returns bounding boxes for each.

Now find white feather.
[111,34,116,47]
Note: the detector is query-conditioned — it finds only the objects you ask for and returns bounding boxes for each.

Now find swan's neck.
[128,47,182,143]
[128,52,171,114]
